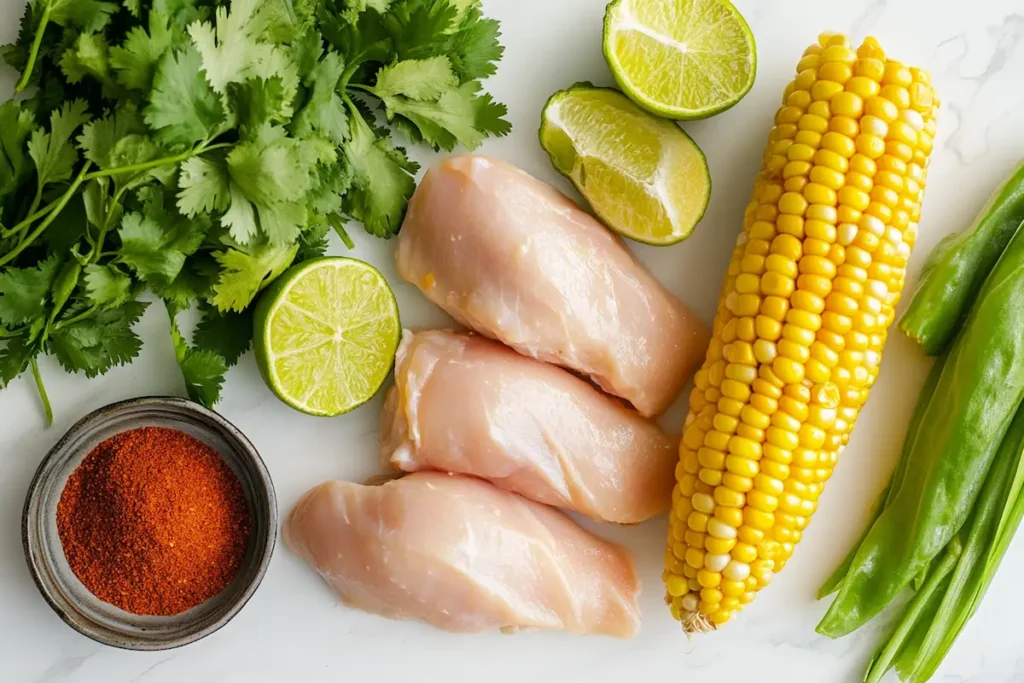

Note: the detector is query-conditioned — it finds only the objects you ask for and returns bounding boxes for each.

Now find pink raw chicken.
[284,473,641,638]
[381,329,677,524]
[395,155,709,417]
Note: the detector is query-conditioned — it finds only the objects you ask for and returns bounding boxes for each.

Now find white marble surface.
[2,0,1024,681]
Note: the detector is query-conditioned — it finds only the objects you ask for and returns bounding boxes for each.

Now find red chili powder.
[56,426,252,616]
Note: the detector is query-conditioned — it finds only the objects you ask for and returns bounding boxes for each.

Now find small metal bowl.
[23,396,277,651]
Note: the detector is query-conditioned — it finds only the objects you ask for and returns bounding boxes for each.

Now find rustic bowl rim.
[22,396,278,651]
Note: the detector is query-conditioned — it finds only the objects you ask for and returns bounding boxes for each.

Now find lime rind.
[254,257,400,417]
[540,84,711,245]
[603,0,756,120]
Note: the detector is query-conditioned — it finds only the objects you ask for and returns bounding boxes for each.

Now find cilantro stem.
[81,142,234,182]
[54,304,98,331]
[15,1,51,93]
[1,143,233,244]
[87,184,129,264]
[30,358,53,425]
[0,162,92,268]
[28,188,44,227]
[0,194,64,238]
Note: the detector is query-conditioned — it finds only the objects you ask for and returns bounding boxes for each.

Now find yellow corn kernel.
[666,34,936,632]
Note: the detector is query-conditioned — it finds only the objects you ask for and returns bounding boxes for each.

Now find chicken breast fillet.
[284,473,641,638]
[381,329,677,524]
[395,155,709,417]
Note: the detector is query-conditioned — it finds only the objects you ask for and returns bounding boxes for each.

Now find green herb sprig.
[0,0,509,422]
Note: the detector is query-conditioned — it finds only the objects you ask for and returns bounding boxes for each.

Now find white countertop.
[3,0,1024,681]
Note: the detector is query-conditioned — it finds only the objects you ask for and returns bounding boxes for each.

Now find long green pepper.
[900,159,1024,355]
[817,355,946,600]
[863,403,1024,682]
[818,219,1024,638]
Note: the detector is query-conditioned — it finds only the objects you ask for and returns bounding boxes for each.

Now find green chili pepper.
[817,355,946,599]
[817,219,1024,638]
[856,402,1024,683]
[904,404,1024,682]
[900,160,1024,355]
[864,547,958,683]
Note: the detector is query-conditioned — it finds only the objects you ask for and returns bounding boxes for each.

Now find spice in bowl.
[56,426,253,616]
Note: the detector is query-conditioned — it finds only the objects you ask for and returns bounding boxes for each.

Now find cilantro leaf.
[46,0,118,32]
[372,56,455,100]
[291,51,349,145]
[319,2,392,68]
[211,241,298,312]
[0,255,61,326]
[81,178,109,229]
[177,154,231,217]
[122,0,141,17]
[144,47,227,148]
[194,304,253,366]
[166,300,228,407]
[290,28,324,77]
[342,0,393,21]
[342,106,417,237]
[448,3,503,81]
[0,336,35,387]
[310,160,352,215]
[224,125,335,244]
[296,219,331,261]
[178,346,227,406]
[229,77,294,130]
[78,107,147,167]
[78,107,169,193]
[118,190,210,287]
[221,182,259,244]
[156,0,209,29]
[110,11,173,91]
[188,0,299,93]
[84,263,133,306]
[160,252,218,309]
[387,0,460,62]
[376,76,508,150]
[48,300,148,378]
[60,32,120,95]
[0,101,36,200]
[28,100,91,188]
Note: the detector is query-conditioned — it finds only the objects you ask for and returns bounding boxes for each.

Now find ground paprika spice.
[57,426,252,616]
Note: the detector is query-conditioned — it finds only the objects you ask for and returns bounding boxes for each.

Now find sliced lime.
[603,0,756,120]
[540,84,711,245]
[253,257,400,417]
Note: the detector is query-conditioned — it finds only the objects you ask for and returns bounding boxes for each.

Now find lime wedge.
[540,84,711,245]
[253,257,400,417]
[603,0,756,120]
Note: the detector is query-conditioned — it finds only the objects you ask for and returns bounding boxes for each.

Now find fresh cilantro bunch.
[0,0,508,423]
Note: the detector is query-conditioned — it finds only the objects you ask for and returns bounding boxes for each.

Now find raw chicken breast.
[284,473,641,637]
[381,329,677,524]
[396,155,709,417]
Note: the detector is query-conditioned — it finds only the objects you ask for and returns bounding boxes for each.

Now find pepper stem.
[30,358,53,425]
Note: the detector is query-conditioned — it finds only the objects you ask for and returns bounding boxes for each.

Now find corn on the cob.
[664,32,938,632]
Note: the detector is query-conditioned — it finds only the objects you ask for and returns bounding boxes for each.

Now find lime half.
[540,84,711,245]
[254,257,400,417]
[603,0,756,120]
